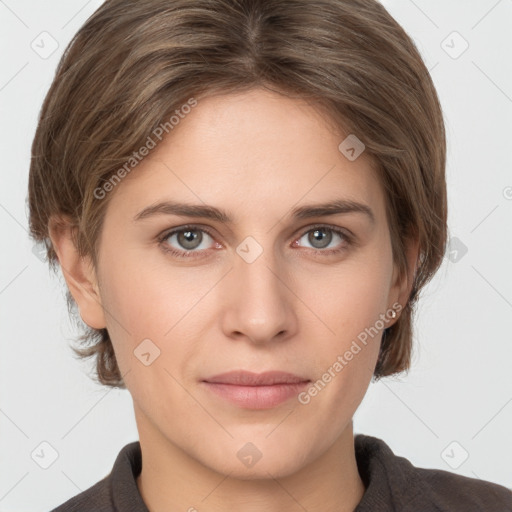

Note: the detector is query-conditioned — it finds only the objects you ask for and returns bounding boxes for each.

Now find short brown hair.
[28,0,447,388]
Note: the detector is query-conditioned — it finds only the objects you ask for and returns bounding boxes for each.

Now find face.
[87,88,406,478]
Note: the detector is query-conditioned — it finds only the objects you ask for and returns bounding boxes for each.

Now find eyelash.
[156,224,354,259]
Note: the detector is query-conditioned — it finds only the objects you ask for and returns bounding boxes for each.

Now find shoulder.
[413,463,512,510]
[50,476,112,512]
[50,441,147,512]
[354,434,512,511]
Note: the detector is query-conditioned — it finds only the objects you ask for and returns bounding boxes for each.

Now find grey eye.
[163,228,214,252]
[298,227,345,250]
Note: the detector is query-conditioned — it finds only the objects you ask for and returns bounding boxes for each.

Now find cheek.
[299,242,394,340]
[95,260,168,368]
[295,242,394,397]
[96,253,218,376]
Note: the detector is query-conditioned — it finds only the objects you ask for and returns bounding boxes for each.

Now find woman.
[28,0,512,510]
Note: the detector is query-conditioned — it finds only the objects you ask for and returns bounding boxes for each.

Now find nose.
[220,246,298,345]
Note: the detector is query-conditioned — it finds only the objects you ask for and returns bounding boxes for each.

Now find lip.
[201,371,310,409]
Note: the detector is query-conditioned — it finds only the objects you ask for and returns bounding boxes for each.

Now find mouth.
[201,370,311,409]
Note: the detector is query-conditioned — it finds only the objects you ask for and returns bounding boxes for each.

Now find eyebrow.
[133,198,375,225]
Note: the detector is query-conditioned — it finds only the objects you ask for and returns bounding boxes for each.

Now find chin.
[215,455,307,481]
[195,435,316,481]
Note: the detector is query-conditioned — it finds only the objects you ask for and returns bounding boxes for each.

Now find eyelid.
[295,222,353,242]
[158,223,353,242]
[157,222,354,257]
[157,224,220,249]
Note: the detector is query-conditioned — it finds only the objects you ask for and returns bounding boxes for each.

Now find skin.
[50,87,418,512]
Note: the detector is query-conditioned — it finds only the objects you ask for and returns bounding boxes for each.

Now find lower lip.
[202,381,310,409]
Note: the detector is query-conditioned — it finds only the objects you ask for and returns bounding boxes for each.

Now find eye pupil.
[309,228,332,249]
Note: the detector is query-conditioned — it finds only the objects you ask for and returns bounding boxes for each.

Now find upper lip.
[202,370,310,386]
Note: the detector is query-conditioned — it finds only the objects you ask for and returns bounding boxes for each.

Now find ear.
[48,215,106,330]
[388,235,420,320]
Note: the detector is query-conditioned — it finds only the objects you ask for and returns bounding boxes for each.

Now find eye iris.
[178,229,202,250]
[309,228,332,249]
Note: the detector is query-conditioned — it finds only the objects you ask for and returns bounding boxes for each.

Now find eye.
[157,225,218,259]
[294,225,352,255]
[157,223,353,260]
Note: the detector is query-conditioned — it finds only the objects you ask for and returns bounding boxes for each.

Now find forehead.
[106,88,385,222]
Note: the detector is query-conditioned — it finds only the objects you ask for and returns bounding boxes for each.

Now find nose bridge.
[221,237,297,343]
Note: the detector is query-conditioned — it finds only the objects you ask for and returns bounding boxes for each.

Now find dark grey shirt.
[51,434,512,511]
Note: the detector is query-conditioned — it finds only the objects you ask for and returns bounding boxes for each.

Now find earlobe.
[48,215,106,330]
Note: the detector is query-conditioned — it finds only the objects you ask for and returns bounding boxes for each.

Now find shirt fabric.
[51,434,512,511]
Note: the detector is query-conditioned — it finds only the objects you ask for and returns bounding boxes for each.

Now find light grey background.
[1,0,511,510]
